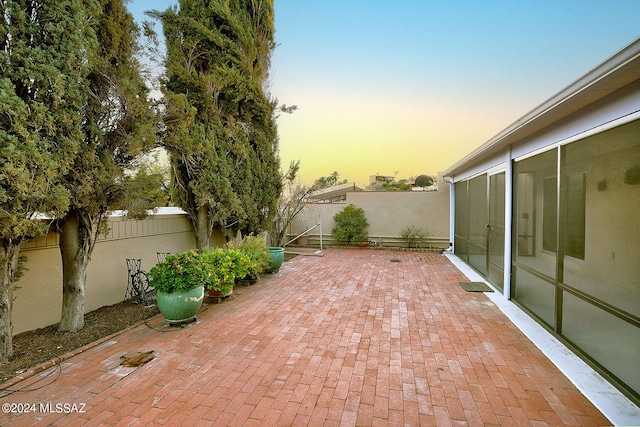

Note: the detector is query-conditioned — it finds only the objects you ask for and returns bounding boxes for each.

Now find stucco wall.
[13,209,199,334]
[13,185,451,334]
[289,176,450,248]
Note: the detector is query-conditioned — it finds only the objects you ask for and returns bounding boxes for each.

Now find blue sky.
[130,1,640,184]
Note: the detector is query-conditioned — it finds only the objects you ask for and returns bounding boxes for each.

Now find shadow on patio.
[0,249,622,425]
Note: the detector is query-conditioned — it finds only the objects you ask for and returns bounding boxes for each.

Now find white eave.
[444,37,640,177]
[108,206,187,217]
[307,182,365,200]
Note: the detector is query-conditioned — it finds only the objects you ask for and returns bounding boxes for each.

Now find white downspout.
[442,176,455,252]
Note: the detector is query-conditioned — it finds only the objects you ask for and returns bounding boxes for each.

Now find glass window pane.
[513,266,555,326]
[454,181,469,260]
[468,174,487,275]
[543,177,557,253]
[513,149,557,279]
[563,292,640,396]
[488,173,505,290]
[563,120,640,317]
[564,173,586,260]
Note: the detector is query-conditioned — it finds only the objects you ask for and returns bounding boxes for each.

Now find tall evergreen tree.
[0,0,96,359]
[152,0,281,250]
[57,0,156,332]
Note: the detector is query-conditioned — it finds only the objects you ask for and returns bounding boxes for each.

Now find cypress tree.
[57,0,156,332]
[152,0,281,249]
[0,0,95,359]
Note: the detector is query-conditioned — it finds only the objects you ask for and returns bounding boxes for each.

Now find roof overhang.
[443,37,640,178]
[308,182,364,200]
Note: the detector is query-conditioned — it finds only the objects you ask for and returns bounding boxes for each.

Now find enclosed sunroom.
[443,38,640,405]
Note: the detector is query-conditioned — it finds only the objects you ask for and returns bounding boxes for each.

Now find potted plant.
[202,248,249,300]
[266,246,285,272]
[149,250,206,324]
[355,237,369,248]
[227,235,271,284]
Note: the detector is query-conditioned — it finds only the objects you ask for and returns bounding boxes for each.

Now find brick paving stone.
[0,249,612,426]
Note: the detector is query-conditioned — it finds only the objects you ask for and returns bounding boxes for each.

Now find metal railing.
[283,223,323,250]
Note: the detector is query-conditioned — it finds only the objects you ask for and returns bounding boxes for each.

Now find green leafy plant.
[202,248,251,295]
[332,204,369,245]
[149,250,210,294]
[400,224,431,248]
[226,234,271,280]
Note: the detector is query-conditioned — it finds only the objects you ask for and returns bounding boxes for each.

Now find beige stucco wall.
[13,210,201,334]
[12,184,451,334]
[290,175,450,247]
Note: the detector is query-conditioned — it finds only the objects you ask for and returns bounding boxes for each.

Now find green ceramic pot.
[267,247,285,272]
[156,285,204,324]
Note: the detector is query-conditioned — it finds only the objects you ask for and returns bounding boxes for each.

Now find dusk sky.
[130,1,640,185]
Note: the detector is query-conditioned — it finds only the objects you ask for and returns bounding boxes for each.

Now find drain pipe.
[442,176,455,253]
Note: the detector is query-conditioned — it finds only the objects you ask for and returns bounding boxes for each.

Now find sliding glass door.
[511,119,640,402]
[454,172,505,291]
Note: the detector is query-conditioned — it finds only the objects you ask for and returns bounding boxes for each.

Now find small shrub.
[332,204,369,245]
[400,224,431,248]
[226,234,271,279]
[414,175,434,188]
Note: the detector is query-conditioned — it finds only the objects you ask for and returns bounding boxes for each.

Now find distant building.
[369,175,394,185]
[443,38,640,404]
[307,182,365,203]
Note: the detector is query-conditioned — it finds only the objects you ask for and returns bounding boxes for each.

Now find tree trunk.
[193,205,211,251]
[0,239,21,362]
[58,210,93,332]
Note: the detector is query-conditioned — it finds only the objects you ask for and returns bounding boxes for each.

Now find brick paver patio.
[0,249,611,426]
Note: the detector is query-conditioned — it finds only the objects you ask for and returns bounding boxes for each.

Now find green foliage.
[414,175,434,188]
[313,171,347,190]
[332,204,369,245]
[368,176,424,191]
[149,250,210,293]
[150,246,267,296]
[54,0,158,332]
[12,256,28,283]
[119,162,170,219]
[153,0,281,248]
[382,179,412,191]
[0,79,69,240]
[63,0,157,223]
[202,248,250,295]
[1,0,102,347]
[0,0,94,242]
[226,234,271,279]
[400,224,431,248]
